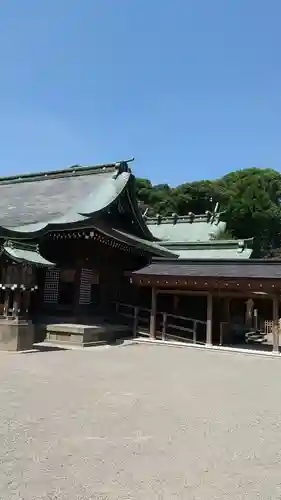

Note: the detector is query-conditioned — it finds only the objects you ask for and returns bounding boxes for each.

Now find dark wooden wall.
[36,236,148,315]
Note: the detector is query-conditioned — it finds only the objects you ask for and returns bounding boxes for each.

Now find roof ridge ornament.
[205,210,212,222]
[114,158,134,178]
[3,239,40,254]
[210,202,221,224]
[172,213,178,225]
[143,207,149,218]
[188,212,195,223]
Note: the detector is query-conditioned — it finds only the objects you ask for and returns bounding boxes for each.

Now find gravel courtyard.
[1,343,281,500]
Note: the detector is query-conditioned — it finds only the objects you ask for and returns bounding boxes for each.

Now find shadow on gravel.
[108,339,137,347]
[31,345,68,353]
[25,340,137,353]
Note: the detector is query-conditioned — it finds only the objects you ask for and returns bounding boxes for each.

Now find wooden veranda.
[129,259,281,353]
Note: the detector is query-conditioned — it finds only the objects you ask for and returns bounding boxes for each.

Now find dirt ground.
[0,343,281,499]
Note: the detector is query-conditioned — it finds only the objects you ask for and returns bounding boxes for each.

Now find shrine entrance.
[58,269,77,310]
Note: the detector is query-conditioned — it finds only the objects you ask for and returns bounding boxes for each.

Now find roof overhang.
[130,258,281,293]
[0,160,154,242]
[2,241,55,267]
[93,221,178,258]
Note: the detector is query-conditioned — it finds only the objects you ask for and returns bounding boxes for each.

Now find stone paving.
[1,343,281,499]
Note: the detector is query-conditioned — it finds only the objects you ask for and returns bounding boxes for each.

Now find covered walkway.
[129,259,281,353]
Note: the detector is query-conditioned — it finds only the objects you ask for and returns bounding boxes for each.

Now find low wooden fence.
[113,301,207,345]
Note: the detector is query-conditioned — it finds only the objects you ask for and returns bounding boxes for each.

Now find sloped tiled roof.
[132,258,281,280]
[2,240,54,267]
[94,220,177,258]
[0,162,128,229]
[0,160,175,260]
[146,213,226,242]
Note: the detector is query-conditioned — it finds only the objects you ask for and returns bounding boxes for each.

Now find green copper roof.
[2,241,55,267]
[146,213,226,242]
[93,221,177,258]
[161,239,253,260]
[174,248,252,259]
[0,160,153,242]
[0,159,175,258]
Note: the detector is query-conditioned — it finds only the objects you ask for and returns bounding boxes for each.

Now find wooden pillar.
[3,289,10,317]
[245,298,254,328]
[206,293,213,346]
[162,312,167,341]
[223,296,230,324]
[150,287,157,339]
[272,295,279,354]
[22,290,31,318]
[12,289,21,318]
[220,296,230,345]
[133,306,139,338]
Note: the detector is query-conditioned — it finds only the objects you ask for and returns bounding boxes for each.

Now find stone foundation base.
[0,319,34,351]
[45,323,131,347]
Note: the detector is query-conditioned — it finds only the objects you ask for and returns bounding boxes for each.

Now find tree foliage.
[136,168,281,258]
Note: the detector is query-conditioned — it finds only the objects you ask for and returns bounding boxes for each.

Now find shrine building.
[0,158,279,353]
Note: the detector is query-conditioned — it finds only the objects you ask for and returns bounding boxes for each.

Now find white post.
[272,295,279,354]
[206,293,213,346]
[150,287,157,339]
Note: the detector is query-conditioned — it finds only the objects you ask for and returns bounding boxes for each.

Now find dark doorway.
[58,269,76,310]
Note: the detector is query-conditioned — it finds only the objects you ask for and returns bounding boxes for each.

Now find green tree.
[136,167,281,257]
[218,168,281,256]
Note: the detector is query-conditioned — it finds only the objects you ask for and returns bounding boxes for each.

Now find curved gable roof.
[0,160,154,242]
[0,163,125,229]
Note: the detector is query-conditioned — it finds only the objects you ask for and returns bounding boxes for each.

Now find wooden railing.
[114,302,150,336]
[113,301,207,345]
[162,312,206,344]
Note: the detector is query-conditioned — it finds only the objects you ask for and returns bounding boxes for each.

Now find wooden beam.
[157,289,207,296]
[132,276,281,293]
[155,289,271,300]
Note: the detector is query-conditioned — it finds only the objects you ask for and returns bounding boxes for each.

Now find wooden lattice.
[263,319,281,335]
[43,269,60,303]
[79,268,92,305]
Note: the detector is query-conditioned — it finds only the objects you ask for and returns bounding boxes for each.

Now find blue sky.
[0,1,280,185]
